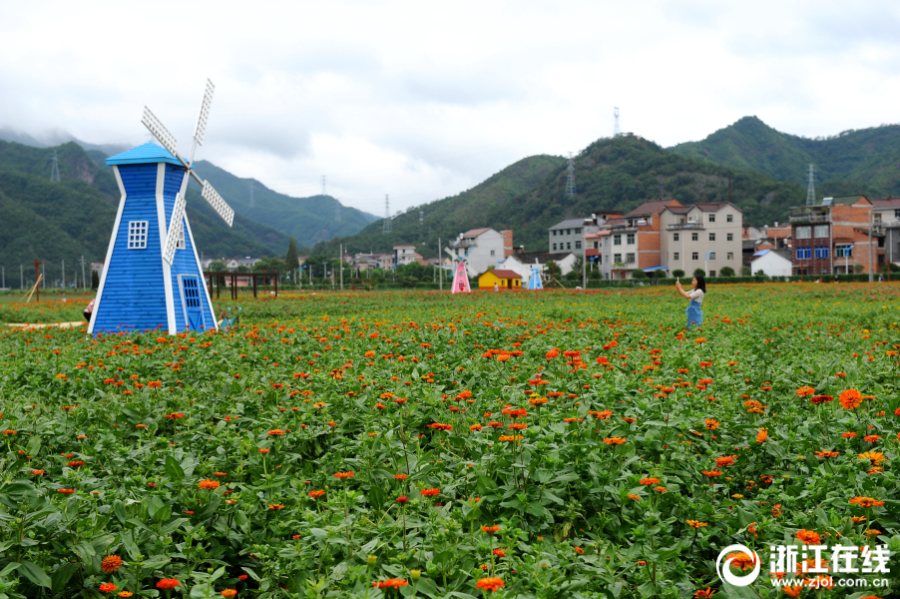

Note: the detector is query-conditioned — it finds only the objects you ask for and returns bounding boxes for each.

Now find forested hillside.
[311,154,566,257]
[670,116,900,197]
[317,135,806,257]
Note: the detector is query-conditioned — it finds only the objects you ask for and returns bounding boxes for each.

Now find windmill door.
[178,275,205,330]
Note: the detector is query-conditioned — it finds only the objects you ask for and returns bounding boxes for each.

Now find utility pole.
[869,204,874,283]
[806,164,816,207]
[565,153,576,197]
[34,259,40,302]
[613,107,620,138]
[339,244,343,290]
[581,222,587,288]
[62,259,65,289]
[1,266,4,289]
[382,195,392,234]
[42,261,45,289]
[81,256,86,290]
[438,237,442,291]
[20,264,23,289]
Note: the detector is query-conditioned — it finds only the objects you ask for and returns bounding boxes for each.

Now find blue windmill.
[527,265,543,290]
[89,79,235,335]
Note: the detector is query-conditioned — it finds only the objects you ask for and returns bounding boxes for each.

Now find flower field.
[2,283,900,598]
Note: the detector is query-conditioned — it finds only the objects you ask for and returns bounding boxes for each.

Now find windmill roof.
[106,143,183,167]
[485,269,522,279]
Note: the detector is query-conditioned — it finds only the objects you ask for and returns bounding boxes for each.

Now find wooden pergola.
[204,270,279,300]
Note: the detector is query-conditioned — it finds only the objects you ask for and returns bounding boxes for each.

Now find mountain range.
[314,117,900,258]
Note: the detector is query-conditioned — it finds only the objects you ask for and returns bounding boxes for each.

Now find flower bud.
[367,555,377,565]
[410,569,421,580]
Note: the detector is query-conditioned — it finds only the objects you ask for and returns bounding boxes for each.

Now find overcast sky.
[2,1,899,216]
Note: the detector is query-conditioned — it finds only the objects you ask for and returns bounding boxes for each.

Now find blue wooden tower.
[89,80,235,335]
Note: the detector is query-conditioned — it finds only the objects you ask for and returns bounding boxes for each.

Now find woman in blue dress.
[676,274,705,330]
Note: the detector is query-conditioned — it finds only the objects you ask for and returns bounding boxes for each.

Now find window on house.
[814,225,829,238]
[836,245,852,257]
[128,221,148,249]
[490,249,495,256]
[795,226,811,239]
[552,243,557,251]
[878,237,885,248]
[692,252,699,260]
[796,248,812,259]
[566,229,571,235]
[691,233,699,241]
[575,241,582,249]
[895,209,900,219]
[709,270,716,277]
[815,246,829,258]
[726,214,733,223]
[176,227,185,250]
[575,228,581,234]
[709,251,716,260]
[613,235,622,246]
[552,230,557,236]
[593,241,599,249]
[673,233,680,242]
[614,253,622,263]
[566,242,571,250]
[727,233,733,241]
[709,214,716,222]
[726,252,733,260]
[709,233,716,241]
[626,253,635,263]
[626,233,635,244]
[674,252,680,261]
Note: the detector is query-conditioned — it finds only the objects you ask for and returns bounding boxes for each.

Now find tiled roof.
[462,228,491,237]
[507,252,573,264]
[624,199,681,218]
[485,269,521,279]
[549,218,587,230]
[871,197,900,208]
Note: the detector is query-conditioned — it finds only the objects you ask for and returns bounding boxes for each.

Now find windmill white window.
[176,226,186,250]
[128,221,148,249]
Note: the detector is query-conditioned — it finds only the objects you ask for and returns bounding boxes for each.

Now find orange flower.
[221,591,237,598]
[756,428,768,443]
[639,477,660,485]
[781,585,803,598]
[715,456,737,468]
[704,419,720,430]
[481,525,501,533]
[702,469,722,477]
[198,479,220,490]
[686,520,708,528]
[627,494,641,500]
[815,451,840,458]
[796,529,821,545]
[101,555,124,573]
[268,503,285,510]
[842,432,857,439]
[267,429,285,436]
[156,579,180,589]
[859,451,887,464]
[850,497,885,508]
[603,437,626,445]
[694,588,716,598]
[372,579,409,589]
[420,488,440,497]
[31,470,45,476]
[726,552,757,571]
[99,583,118,593]
[795,386,815,397]
[838,389,862,410]
[475,578,504,592]
[334,471,354,479]
[258,448,270,454]
[393,473,408,480]
[308,489,325,499]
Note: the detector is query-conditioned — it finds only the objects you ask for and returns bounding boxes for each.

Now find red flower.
[156,579,180,589]
[397,495,409,504]
[420,488,440,497]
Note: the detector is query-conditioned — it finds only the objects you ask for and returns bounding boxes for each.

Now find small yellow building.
[478,269,522,290]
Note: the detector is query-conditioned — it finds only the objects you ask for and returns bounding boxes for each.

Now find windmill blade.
[162,193,187,265]
[193,79,215,146]
[201,180,234,227]
[141,107,182,161]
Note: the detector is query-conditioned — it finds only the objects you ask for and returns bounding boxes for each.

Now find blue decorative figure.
[528,265,543,290]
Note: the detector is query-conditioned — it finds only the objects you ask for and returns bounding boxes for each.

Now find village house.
[478,269,522,289]
[497,249,577,281]
[751,249,792,277]
[446,228,512,278]
[789,195,883,275]
[659,202,743,277]
[599,199,680,279]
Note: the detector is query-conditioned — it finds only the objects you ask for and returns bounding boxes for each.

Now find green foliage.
[740,265,751,276]
[672,269,685,278]
[719,266,735,277]
[632,269,646,279]
[693,268,706,277]
[670,115,900,198]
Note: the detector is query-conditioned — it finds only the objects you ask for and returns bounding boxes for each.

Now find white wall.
[751,252,792,277]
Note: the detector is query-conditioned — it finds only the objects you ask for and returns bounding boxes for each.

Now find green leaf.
[165,455,185,481]
[113,500,128,525]
[141,555,172,570]
[18,561,51,589]
[51,562,78,593]
[0,563,19,578]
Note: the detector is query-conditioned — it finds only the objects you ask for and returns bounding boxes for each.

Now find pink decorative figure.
[451,258,471,293]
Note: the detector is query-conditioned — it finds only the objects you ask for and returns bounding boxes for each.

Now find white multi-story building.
[447,228,509,278]
[393,244,422,266]
[659,203,742,277]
